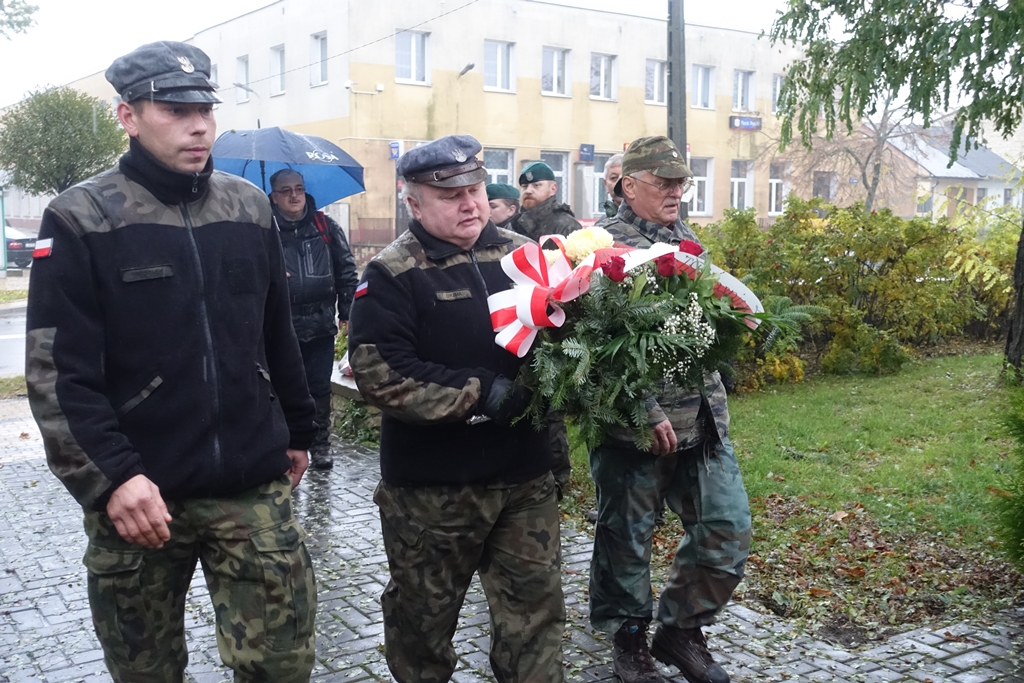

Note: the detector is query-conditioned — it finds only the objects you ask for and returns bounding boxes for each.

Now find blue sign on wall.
[729,116,763,131]
[389,141,401,160]
[579,144,595,162]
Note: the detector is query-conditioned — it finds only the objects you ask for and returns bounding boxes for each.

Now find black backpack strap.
[312,211,331,245]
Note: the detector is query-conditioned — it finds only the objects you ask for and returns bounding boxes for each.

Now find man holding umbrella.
[269,169,358,470]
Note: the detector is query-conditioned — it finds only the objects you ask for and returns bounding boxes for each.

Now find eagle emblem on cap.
[525,171,533,181]
[452,149,467,163]
[177,56,195,74]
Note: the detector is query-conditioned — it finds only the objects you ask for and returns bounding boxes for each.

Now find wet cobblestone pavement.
[0,397,1022,682]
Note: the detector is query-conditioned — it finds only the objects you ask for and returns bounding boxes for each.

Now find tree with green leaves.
[769,0,1024,374]
[0,0,37,39]
[0,87,127,196]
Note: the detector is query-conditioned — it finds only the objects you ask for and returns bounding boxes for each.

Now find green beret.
[487,183,520,201]
[519,162,556,185]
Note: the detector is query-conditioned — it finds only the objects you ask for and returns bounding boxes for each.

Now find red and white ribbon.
[487,235,596,357]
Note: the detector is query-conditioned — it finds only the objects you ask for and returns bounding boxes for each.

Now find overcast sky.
[0,0,789,108]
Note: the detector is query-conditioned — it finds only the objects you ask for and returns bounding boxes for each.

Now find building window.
[976,187,988,205]
[733,70,754,112]
[772,74,784,114]
[1005,188,1015,206]
[730,160,751,210]
[235,56,249,103]
[270,45,285,96]
[688,158,711,215]
[542,47,569,95]
[645,59,667,104]
[310,32,328,86]
[540,151,569,203]
[484,148,515,185]
[813,171,837,202]
[484,40,514,92]
[769,163,786,215]
[396,31,429,83]
[590,53,616,100]
[692,65,713,109]
[917,194,934,214]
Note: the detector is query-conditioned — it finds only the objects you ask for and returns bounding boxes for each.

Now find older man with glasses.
[590,136,751,683]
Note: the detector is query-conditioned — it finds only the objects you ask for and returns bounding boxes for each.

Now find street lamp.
[232,82,261,129]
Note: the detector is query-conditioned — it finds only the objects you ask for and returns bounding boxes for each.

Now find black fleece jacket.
[26,138,316,510]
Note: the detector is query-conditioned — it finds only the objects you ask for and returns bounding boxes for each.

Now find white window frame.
[590,53,617,101]
[1005,188,1015,207]
[396,30,430,85]
[768,162,786,215]
[730,160,753,210]
[310,32,328,86]
[976,187,988,206]
[733,70,754,112]
[484,40,515,92]
[772,74,784,114]
[235,56,249,103]
[539,151,570,204]
[688,158,713,216]
[270,45,286,96]
[645,59,667,105]
[542,47,570,96]
[691,65,713,109]
[484,148,515,185]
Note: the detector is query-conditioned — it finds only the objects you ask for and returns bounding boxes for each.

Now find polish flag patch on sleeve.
[33,238,53,259]
[354,281,369,299]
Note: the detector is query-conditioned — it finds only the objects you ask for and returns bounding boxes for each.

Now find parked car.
[5,226,36,268]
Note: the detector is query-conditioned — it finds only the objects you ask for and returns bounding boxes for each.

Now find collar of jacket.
[408,219,512,260]
[616,202,684,246]
[525,194,572,216]
[119,137,213,206]
[271,194,314,231]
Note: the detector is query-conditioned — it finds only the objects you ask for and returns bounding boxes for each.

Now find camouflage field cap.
[615,135,692,197]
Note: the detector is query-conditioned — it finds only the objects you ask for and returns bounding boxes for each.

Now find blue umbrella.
[212,127,365,208]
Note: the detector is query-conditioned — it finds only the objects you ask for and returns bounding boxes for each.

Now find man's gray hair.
[269,168,304,191]
[606,153,624,169]
[400,181,424,204]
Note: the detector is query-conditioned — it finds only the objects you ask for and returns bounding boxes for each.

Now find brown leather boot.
[650,625,729,683]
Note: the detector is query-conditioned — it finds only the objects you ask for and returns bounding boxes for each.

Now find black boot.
[650,625,729,683]
[611,619,665,683]
[310,394,333,470]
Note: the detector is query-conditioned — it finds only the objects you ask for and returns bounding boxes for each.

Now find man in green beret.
[486,183,520,228]
[511,161,581,241]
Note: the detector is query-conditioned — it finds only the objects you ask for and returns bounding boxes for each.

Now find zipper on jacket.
[469,250,490,297]
[181,203,223,475]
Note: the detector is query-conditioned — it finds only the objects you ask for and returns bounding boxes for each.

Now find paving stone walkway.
[0,397,1021,682]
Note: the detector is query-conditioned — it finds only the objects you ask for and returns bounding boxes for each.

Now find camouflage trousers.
[374,472,566,683]
[589,438,751,634]
[548,409,571,497]
[82,475,317,682]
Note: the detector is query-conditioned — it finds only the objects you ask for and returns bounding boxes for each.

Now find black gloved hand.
[481,376,533,428]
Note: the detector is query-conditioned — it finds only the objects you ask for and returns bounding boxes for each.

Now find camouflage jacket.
[348,220,552,487]
[601,203,731,451]
[26,141,316,511]
[510,195,580,242]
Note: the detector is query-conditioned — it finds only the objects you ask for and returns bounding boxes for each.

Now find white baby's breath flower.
[564,226,615,263]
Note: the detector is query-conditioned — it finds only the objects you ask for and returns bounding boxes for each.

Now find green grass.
[561,351,1023,640]
[0,375,26,398]
[0,290,27,304]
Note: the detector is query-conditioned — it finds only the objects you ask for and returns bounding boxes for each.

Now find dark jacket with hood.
[273,195,359,341]
[26,137,317,511]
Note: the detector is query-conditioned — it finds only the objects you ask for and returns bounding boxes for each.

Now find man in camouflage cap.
[26,41,318,682]
[348,134,566,682]
[589,136,751,683]
[511,161,581,241]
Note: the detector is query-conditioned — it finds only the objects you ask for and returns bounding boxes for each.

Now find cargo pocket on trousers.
[249,519,315,651]
[83,545,150,667]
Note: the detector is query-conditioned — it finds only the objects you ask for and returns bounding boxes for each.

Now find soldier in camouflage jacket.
[349,135,565,683]
[25,42,318,682]
[589,137,751,683]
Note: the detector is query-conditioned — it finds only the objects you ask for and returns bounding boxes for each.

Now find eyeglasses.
[273,186,305,196]
[630,175,693,195]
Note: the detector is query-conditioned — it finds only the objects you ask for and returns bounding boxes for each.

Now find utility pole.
[667,0,688,219]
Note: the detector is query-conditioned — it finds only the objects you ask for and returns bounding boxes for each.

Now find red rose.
[655,253,677,278]
[602,255,627,282]
[679,240,704,256]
